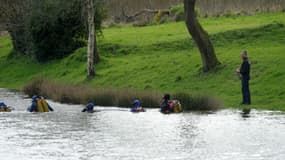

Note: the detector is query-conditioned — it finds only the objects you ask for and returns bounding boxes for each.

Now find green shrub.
[7,0,106,62]
[28,0,86,61]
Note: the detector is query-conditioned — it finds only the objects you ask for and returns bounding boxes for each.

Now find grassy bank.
[1,13,285,110]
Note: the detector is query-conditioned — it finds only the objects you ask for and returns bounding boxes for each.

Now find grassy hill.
[1,13,285,110]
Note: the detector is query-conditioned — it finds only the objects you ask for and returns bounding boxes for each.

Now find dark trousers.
[242,78,251,104]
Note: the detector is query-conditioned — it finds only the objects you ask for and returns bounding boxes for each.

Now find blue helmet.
[0,102,7,107]
[32,95,38,100]
[163,94,170,100]
[86,102,94,110]
[133,99,140,106]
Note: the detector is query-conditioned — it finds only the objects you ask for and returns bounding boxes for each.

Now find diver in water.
[131,99,144,112]
[28,95,39,112]
[160,94,172,113]
[0,102,7,108]
[82,101,95,112]
[0,102,9,111]
[27,95,54,112]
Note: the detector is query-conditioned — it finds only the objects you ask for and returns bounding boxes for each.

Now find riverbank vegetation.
[1,13,285,110]
[22,78,220,110]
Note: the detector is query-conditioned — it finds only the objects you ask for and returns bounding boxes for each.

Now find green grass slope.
[1,13,285,110]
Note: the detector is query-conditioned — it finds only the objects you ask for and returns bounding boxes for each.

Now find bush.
[27,0,85,61]
[8,0,106,62]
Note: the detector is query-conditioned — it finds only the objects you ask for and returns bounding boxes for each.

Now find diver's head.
[163,94,170,101]
[133,99,140,106]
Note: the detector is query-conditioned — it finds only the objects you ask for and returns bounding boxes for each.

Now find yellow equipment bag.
[173,100,183,113]
[174,104,183,113]
[41,100,49,112]
[37,100,44,112]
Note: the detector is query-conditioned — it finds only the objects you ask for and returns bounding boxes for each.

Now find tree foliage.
[1,0,106,62]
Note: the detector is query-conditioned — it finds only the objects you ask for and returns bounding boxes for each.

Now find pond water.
[0,88,285,160]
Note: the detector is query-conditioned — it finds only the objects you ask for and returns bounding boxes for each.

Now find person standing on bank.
[236,51,251,105]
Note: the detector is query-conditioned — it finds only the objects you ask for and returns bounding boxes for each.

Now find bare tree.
[86,0,95,77]
[184,0,220,72]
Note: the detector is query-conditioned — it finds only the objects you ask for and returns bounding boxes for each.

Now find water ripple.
[0,89,285,160]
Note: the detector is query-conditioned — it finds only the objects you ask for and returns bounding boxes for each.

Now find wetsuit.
[160,100,172,113]
[240,59,251,105]
[82,103,94,112]
[0,102,7,109]
[28,100,39,112]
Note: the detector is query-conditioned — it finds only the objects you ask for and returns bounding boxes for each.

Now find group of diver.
[1,93,183,114]
[131,94,183,113]
[27,95,54,112]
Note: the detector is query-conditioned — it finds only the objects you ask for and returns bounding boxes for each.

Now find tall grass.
[22,78,162,108]
[22,78,220,110]
[173,92,221,111]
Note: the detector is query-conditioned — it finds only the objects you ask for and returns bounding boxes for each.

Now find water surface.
[0,89,284,160]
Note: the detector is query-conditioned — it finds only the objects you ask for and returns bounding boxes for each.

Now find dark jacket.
[160,100,171,113]
[240,60,250,80]
[0,102,7,107]
[0,102,7,109]
[82,103,94,112]
[28,100,38,112]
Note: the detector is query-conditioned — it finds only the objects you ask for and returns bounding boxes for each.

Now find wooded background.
[106,0,285,18]
[1,0,285,30]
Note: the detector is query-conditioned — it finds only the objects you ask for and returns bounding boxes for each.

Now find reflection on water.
[0,89,285,160]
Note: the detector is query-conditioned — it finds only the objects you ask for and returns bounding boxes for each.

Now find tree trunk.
[93,4,100,64]
[87,0,95,78]
[94,31,100,63]
[184,0,220,72]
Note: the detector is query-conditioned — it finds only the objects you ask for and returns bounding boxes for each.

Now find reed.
[22,78,162,108]
[22,78,220,110]
[173,92,221,111]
